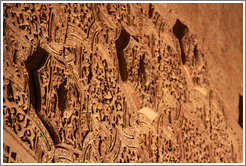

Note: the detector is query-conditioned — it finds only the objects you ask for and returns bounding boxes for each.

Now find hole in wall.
[58,80,68,118]
[7,80,14,101]
[148,4,153,18]
[194,44,198,60]
[238,94,243,128]
[138,54,146,83]
[115,27,130,82]
[172,19,188,65]
[25,46,60,144]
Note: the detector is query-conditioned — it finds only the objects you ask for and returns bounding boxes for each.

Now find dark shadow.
[115,27,130,82]
[172,19,188,65]
[238,94,243,128]
[88,65,93,84]
[25,47,60,144]
[7,80,14,102]
[148,4,153,18]
[138,54,146,83]
[57,80,68,118]
[25,47,48,111]
[194,44,198,60]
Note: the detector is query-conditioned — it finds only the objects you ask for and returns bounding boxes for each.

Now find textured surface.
[2,3,243,163]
